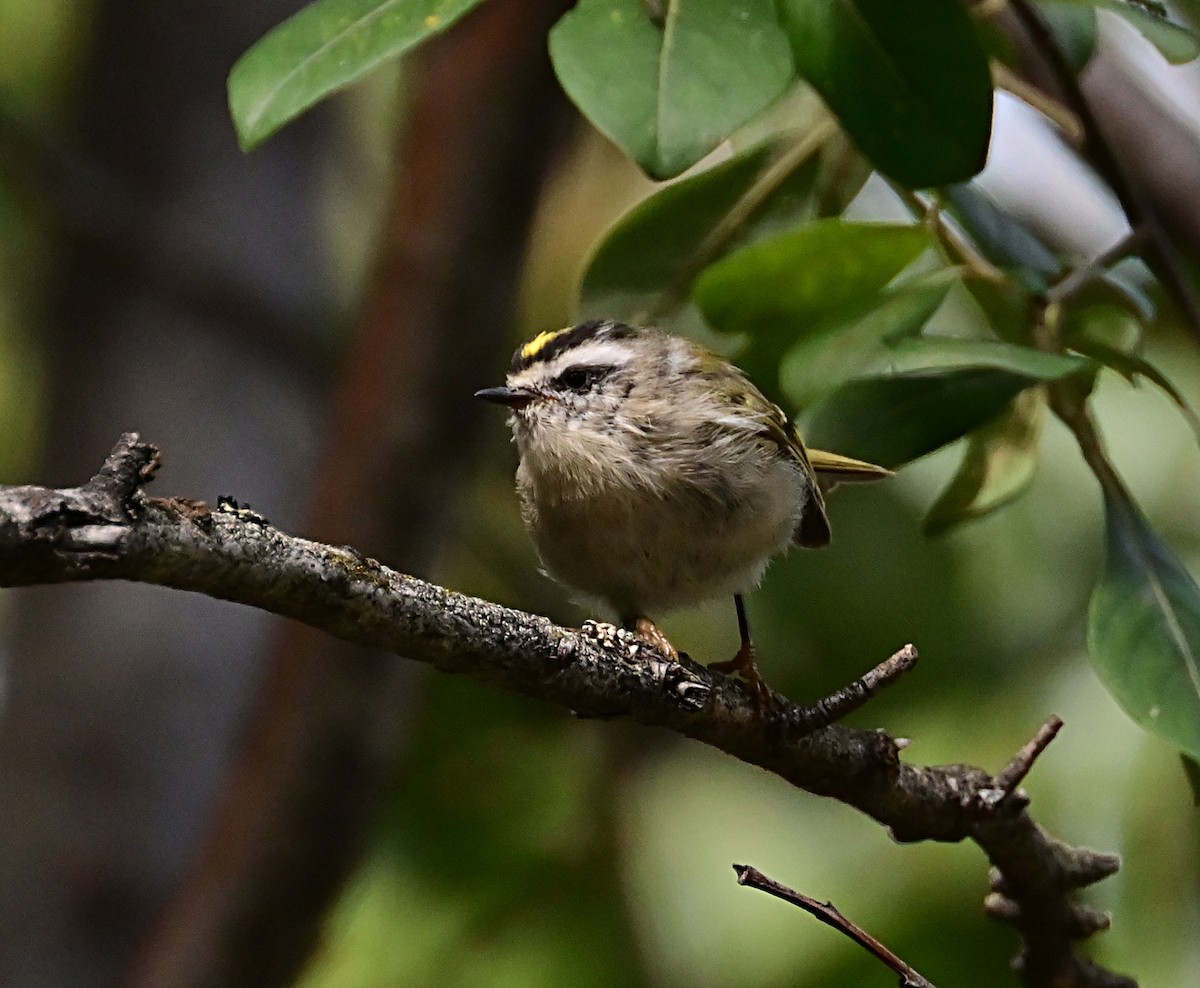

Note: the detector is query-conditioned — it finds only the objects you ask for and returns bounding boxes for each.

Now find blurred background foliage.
[2,1,1200,987]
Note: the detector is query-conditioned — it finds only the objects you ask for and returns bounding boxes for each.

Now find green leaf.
[1040,2,1099,71]
[780,270,955,406]
[777,0,993,187]
[228,0,486,150]
[578,139,823,330]
[695,219,930,401]
[1070,335,1200,444]
[1090,484,1200,761]
[1066,0,1200,64]
[695,220,929,335]
[549,0,795,179]
[802,370,1034,468]
[945,184,1062,286]
[802,345,1085,468]
[923,390,1044,536]
[881,335,1094,378]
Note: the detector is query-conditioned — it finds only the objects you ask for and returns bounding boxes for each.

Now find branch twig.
[0,434,1135,988]
[1005,0,1200,344]
[995,715,1065,798]
[734,865,936,988]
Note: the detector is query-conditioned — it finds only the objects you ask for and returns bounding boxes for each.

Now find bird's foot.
[626,615,681,662]
[709,640,777,713]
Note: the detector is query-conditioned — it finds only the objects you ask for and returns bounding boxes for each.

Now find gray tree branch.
[0,434,1133,988]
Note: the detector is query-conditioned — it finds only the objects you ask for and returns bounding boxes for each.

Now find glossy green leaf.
[803,346,1083,468]
[579,140,822,329]
[549,0,795,179]
[1060,0,1200,64]
[778,0,993,187]
[695,220,929,335]
[229,0,487,150]
[1089,485,1200,761]
[923,390,1044,536]
[881,336,1094,378]
[780,271,955,406]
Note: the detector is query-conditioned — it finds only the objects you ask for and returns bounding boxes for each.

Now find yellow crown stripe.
[521,327,570,361]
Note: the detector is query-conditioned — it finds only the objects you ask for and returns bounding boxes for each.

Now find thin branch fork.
[0,434,1134,988]
[734,865,935,988]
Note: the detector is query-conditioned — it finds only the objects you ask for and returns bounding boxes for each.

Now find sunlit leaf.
[777,0,993,187]
[1089,484,1200,761]
[549,0,794,179]
[780,270,956,406]
[228,0,486,150]
[923,390,1044,536]
[579,140,822,329]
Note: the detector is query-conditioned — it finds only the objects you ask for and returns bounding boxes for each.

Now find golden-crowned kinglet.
[476,320,888,701]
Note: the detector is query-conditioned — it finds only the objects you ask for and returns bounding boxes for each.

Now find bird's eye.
[559,367,598,392]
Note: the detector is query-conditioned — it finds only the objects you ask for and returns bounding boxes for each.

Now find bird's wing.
[757,406,831,549]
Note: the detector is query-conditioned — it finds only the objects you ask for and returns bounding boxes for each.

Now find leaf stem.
[890,183,1008,284]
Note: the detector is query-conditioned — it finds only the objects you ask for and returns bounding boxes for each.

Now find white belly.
[519,457,808,618]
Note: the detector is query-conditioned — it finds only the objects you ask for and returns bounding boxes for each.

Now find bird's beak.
[474,385,538,409]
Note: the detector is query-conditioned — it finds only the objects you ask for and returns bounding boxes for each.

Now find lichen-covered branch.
[0,435,1133,988]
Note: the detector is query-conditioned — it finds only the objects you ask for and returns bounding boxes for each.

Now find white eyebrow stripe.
[509,340,636,387]
[543,340,637,371]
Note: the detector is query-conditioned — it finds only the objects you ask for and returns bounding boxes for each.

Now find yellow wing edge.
[807,448,892,486]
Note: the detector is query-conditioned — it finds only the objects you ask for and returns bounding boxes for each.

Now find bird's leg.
[624,614,680,662]
[708,595,773,709]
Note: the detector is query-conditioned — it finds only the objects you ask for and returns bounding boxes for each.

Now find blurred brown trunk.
[124,0,575,986]
[0,4,335,988]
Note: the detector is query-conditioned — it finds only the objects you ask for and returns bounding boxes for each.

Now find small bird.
[475,320,888,703]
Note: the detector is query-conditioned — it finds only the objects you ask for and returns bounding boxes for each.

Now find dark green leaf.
[1056,0,1200,64]
[780,271,955,406]
[228,0,486,150]
[1089,485,1200,761]
[778,0,993,187]
[945,184,1062,286]
[549,0,795,179]
[579,140,822,330]
[923,390,1043,536]
[1181,754,1200,806]
[802,342,1083,468]
[803,367,1051,469]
